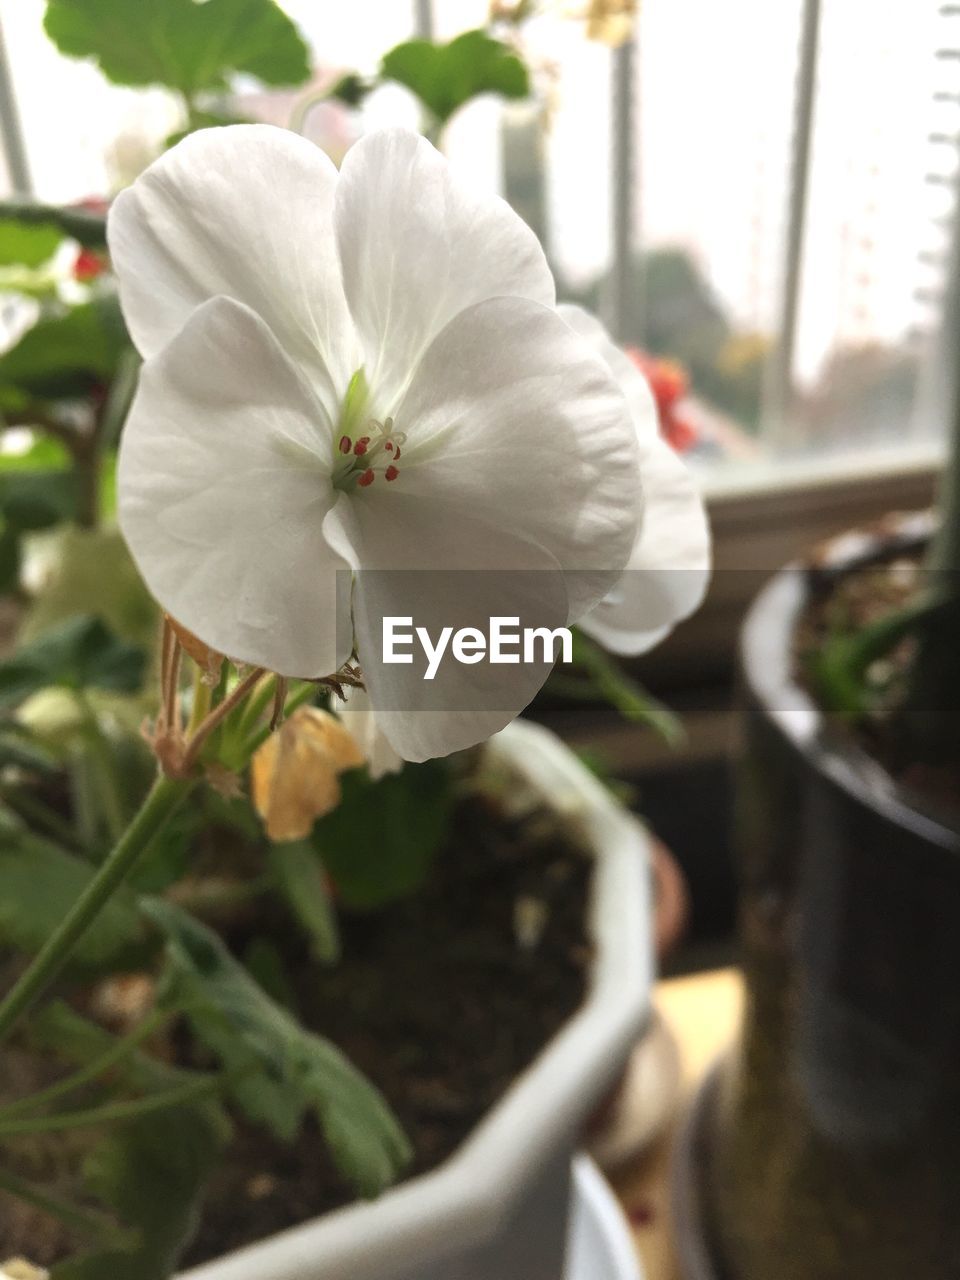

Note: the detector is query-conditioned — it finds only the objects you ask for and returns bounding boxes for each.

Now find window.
[0,0,952,494]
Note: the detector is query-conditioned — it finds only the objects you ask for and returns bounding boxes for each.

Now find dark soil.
[182,789,593,1265]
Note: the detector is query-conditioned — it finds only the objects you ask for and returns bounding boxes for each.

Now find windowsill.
[698,438,943,505]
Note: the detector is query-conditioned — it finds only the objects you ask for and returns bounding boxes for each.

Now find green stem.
[240,681,316,759]
[0,1165,130,1246]
[0,776,191,1046]
[0,1074,218,1138]
[0,1009,171,1122]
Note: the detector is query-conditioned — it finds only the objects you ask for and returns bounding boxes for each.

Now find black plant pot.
[685,558,960,1280]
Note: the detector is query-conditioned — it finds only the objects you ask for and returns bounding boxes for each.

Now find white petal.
[389,295,640,621]
[556,303,659,446]
[580,437,711,655]
[108,125,357,419]
[334,129,555,414]
[336,687,403,780]
[324,493,571,762]
[118,296,351,677]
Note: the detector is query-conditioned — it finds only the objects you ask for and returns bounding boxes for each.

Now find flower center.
[333,417,405,491]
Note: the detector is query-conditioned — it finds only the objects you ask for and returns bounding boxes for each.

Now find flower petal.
[387,295,640,621]
[118,296,351,677]
[108,125,357,419]
[336,687,403,780]
[324,493,572,762]
[334,129,556,414]
[580,436,711,655]
[556,303,659,446]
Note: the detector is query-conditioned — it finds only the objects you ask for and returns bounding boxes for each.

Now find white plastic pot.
[180,718,653,1280]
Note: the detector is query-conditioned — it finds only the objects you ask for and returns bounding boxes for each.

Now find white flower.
[111,126,642,760]
[336,686,403,781]
[558,306,711,655]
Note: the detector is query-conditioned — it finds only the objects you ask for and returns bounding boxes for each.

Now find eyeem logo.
[383,616,573,681]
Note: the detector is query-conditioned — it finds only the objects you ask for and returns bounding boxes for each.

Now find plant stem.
[0,1009,171,1122]
[0,1074,219,1138]
[0,1165,130,1246]
[0,775,191,1046]
[240,680,316,758]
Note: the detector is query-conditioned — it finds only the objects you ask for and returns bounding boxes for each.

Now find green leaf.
[44,0,311,96]
[0,469,77,532]
[0,200,107,250]
[0,434,72,473]
[0,297,130,400]
[0,833,147,969]
[20,526,158,651]
[0,615,146,710]
[270,840,340,964]
[31,1000,210,1094]
[51,1102,230,1280]
[806,590,952,720]
[144,897,412,1196]
[329,72,372,108]
[0,720,58,772]
[0,524,20,591]
[555,630,685,746]
[0,217,63,267]
[381,29,530,125]
[313,761,453,910]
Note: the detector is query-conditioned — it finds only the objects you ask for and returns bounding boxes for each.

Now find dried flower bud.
[585,0,637,45]
[251,707,365,842]
[166,614,224,686]
[2,1261,49,1280]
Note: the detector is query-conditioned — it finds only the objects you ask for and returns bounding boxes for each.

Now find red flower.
[73,247,108,282]
[625,347,699,453]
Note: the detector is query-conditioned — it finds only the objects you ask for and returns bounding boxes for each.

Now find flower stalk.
[0,774,191,1045]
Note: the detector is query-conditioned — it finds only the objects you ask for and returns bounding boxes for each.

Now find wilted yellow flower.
[251,707,365,842]
[2,1262,49,1280]
[585,0,637,45]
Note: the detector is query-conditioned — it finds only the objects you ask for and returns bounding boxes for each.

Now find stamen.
[353,436,370,456]
[338,435,351,454]
[385,465,399,482]
[358,468,375,487]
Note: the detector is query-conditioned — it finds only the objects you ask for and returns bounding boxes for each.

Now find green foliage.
[313,761,453,909]
[0,615,146,710]
[0,832,147,969]
[381,29,530,125]
[0,435,77,586]
[547,630,684,745]
[329,71,371,108]
[0,217,63,267]
[0,297,129,401]
[270,840,340,963]
[20,526,158,651]
[33,1008,229,1280]
[806,590,951,721]
[0,720,58,773]
[144,897,412,1196]
[0,200,107,250]
[0,438,75,571]
[44,0,311,97]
